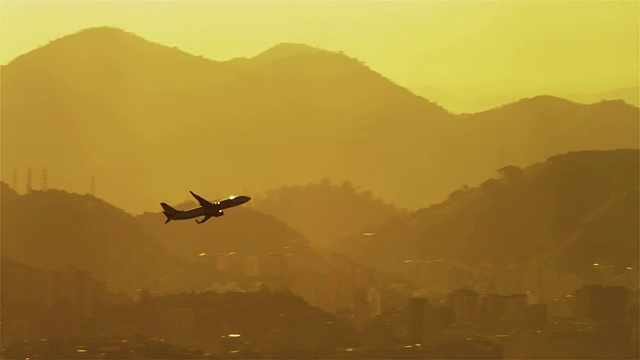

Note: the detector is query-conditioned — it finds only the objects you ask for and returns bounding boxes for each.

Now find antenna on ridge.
[26,168,33,194]
[42,169,48,191]
[12,171,17,192]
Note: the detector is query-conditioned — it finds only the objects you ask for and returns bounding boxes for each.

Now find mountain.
[242,42,330,65]
[0,187,166,291]
[252,180,404,246]
[0,181,20,213]
[144,290,359,352]
[333,149,639,279]
[410,86,640,114]
[2,27,638,214]
[564,86,639,107]
[0,183,323,292]
[551,186,639,274]
[451,97,639,181]
[408,85,525,114]
[136,204,310,258]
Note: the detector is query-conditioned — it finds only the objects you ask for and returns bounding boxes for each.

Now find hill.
[252,180,404,246]
[552,186,639,274]
[136,203,310,258]
[564,86,640,107]
[2,27,637,214]
[0,183,323,292]
[0,187,166,291]
[143,289,359,352]
[0,181,20,216]
[333,149,639,280]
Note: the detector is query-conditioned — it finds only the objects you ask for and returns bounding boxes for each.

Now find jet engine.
[214,210,224,217]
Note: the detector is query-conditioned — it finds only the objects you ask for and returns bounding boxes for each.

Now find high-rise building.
[407,297,428,344]
[353,287,371,330]
[526,303,547,331]
[480,294,508,334]
[448,288,480,326]
[505,294,528,330]
[424,304,454,343]
[575,285,627,324]
[449,266,475,291]
[260,253,288,282]
[368,287,382,318]
[51,266,95,319]
[244,255,260,277]
[217,252,243,275]
[624,265,639,290]
[159,307,194,346]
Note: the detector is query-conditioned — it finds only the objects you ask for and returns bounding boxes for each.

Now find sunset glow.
[2,1,637,112]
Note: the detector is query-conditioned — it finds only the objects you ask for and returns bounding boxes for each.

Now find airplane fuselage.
[161,193,251,224]
[173,196,250,220]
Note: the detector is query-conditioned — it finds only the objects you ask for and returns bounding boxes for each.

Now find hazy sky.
[2,0,638,111]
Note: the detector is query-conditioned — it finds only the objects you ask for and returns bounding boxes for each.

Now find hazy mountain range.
[2,27,637,214]
[2,149,637,295]
[252,180,404,247]
[0,184,164,290]
[410,86,640,114]
[334,149,639,280]
[0,182,322,292]
[564,86,639,108]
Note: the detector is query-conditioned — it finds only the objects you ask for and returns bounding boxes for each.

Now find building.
[575,285,627,324]
[159,307,194,347]
[480,294,508,334]
[51,266,95,319]
[447,288,480,326]
[407,297,428,344]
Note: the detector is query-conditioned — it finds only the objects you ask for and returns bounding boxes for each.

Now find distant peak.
[266,42,324,54]
[7,26,209,68]
[10,26,146,59]
[62,26,140,43]
[75,26,129,35]
[512,95,635,110]
[516,95,577,105]
[485,95,579,112]
[251,43,334,63]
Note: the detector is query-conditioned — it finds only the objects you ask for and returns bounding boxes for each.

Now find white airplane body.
[161,191,250,224]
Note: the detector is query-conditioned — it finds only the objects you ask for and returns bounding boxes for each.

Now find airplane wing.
[195,215,212,224]
[190,191,213,208]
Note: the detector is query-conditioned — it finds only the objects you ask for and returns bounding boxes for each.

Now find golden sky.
[1,0,638,112]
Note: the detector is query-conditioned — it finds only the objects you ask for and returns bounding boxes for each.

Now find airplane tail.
[160,202,179,224]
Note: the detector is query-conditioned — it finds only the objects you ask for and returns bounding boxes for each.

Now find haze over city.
[1,1,638,359]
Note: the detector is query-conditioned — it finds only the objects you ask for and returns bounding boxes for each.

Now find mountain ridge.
[564,86,639,108]
[0,182,321,292]
[333,149,639,282]
[2,27,637,214]
[247,42,332,64]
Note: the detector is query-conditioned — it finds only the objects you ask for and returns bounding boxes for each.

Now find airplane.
[160,191,251,224]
